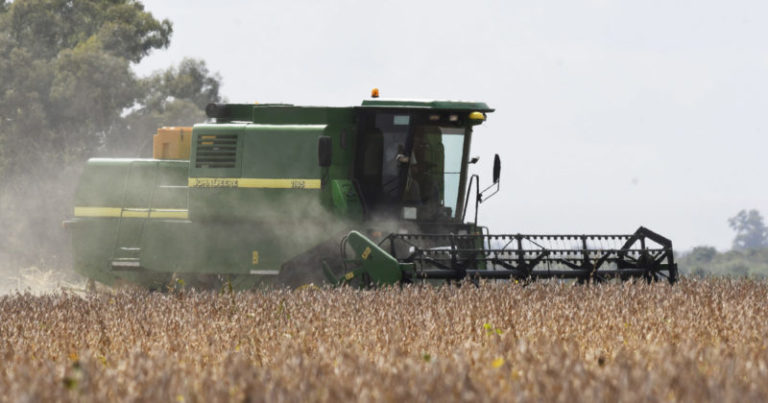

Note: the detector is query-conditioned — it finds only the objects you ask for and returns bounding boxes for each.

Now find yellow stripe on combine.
[74,207,189,219]
[188,177,321,189]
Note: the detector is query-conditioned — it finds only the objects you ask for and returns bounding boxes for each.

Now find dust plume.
[0,156,88,294]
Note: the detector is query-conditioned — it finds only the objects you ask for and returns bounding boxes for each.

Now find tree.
[0,0,222,269]
[0,0,172,177]
[728,209,768,250]
[110,58,222,156]
[4,0,171,62]
[689,246,717,263]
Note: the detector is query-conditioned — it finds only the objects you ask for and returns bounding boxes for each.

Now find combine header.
[336,228,676,286]
[66,91,677,289]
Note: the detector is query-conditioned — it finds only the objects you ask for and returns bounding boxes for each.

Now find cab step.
[111,258,142,270]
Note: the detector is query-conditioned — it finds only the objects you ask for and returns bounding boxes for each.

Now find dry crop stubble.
[0,278,766,402]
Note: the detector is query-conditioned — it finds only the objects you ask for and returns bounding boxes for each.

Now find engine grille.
[195,134,238,168]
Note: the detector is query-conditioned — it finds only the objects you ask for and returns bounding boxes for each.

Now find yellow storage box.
[153,127,193,160]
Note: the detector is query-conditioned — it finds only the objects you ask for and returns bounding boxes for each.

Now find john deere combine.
[66,92,677,289]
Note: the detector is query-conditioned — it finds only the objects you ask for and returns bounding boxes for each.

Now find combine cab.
[66,93,677,289]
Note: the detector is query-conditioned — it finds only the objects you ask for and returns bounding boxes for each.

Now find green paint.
[342,231,406,285]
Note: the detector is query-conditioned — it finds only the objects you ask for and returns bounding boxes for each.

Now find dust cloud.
[0,160,88,295]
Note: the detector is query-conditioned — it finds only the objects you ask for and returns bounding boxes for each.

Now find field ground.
[1,279,767,402]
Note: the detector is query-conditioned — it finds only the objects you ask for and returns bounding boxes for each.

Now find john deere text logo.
[191,178,239,188]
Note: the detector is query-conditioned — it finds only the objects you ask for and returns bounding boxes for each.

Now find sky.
[135,0,768,252]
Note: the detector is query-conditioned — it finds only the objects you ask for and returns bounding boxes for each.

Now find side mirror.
[493,154,501,184]
[318,136,332,167]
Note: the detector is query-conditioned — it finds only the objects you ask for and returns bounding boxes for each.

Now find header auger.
[66,92,677,289]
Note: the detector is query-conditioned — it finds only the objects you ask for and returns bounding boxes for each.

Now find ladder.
[109,162,160,270]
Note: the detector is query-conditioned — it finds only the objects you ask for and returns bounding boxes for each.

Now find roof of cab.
[360,98,493,112]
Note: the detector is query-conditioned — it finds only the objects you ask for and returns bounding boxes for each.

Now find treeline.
[0,0,223,269]
[677,209,768,278]
[678,246,768,278]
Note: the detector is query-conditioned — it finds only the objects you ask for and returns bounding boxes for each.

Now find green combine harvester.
[65,91,678,289]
